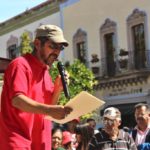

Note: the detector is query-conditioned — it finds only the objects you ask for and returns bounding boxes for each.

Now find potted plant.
[119,58,128,68]
[119,49,128,56]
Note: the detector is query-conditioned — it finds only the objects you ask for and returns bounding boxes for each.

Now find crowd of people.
[52,103,150,150]
[0,23,149,150]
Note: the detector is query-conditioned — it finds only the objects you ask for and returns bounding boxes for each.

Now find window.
[104,33,116,76]
[76,42,86,63]
[132,23,146,69]
[127,9,147,70]
[8,44,17,59]
[73,29,88,66]
[100,19,117,77]
[7,35,19,59]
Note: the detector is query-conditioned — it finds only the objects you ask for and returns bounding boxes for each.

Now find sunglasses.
[49,42,65,51]
[103,118,116,126]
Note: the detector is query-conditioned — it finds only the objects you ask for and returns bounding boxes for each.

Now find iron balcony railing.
[91,50,150,78]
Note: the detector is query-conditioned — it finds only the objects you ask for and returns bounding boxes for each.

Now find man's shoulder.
[119,129,131,140]
[10,55,29,65]
[8,54,31,69]
[94,129,108,140]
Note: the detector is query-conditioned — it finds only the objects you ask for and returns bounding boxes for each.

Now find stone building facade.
[0,0,150,127]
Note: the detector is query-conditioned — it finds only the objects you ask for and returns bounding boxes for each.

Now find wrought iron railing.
[90,50,150,78]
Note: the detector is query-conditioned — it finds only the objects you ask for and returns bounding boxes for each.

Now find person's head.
[103,107,121,135]
[74,123,94,150]
[52,128,63,150]
[33,24,68,67]
[134,103,150,130]
[67,118,80,133]
[86,118,96,129]
[62,131,73,150]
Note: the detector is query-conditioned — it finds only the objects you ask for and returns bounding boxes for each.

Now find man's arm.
[12,94,71,120]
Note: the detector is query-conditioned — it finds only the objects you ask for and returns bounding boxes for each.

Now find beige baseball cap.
[36,24,69,46]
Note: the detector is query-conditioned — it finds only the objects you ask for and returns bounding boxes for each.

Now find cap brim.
[103,115,116,120]
[49,36,69,47]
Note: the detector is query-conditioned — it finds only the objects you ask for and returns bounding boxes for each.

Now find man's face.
[35,39,64,67]
[103,117,121,135]
[135,106,149,128]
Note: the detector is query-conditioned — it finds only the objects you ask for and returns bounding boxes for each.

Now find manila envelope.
[45,91,105,124]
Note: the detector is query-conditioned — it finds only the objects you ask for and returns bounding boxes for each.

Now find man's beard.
[44,53,58,67]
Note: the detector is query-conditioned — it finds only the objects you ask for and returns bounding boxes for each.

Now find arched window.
[7,35,19,59]
[73,29,88,66]
[127,9,147,70]
[100,18,117,77]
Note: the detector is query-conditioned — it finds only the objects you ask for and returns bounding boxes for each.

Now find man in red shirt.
[0,24,72,150]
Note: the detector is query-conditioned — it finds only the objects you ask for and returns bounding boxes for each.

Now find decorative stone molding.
[100,18,117,33]
[73,28,87,43]
[7,35,18,47]
[95,74,148,90]
[127,9,146,24]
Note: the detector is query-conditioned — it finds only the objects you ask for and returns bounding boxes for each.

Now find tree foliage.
[50,59,98,120]
[20,32,33,55]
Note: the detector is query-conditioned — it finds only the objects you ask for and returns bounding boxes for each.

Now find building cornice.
[0,0,61,35]
[95,70,150,90]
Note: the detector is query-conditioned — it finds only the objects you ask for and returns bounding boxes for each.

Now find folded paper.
[45,91,105,124]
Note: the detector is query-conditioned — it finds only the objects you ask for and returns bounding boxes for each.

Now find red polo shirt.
[0,54,54,150]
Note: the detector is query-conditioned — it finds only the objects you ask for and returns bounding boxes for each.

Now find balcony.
[93,50,150,89]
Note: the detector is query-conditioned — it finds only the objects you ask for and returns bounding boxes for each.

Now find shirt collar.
[103,129,124,140]
[135,124,150,132]
[24,53,47,70]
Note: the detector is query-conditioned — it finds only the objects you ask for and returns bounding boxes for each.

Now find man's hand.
[46,105,72,120]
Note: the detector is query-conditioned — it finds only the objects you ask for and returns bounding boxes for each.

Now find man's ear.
[34,39,41,50]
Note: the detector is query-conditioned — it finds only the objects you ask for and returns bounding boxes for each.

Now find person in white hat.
[88,107,137,150]
[0,24,72,150]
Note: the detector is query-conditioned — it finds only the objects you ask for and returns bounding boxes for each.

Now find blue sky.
[0,0,47,22]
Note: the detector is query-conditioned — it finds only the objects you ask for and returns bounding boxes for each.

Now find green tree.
[20,32,33,55]
[50,59,98,120]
